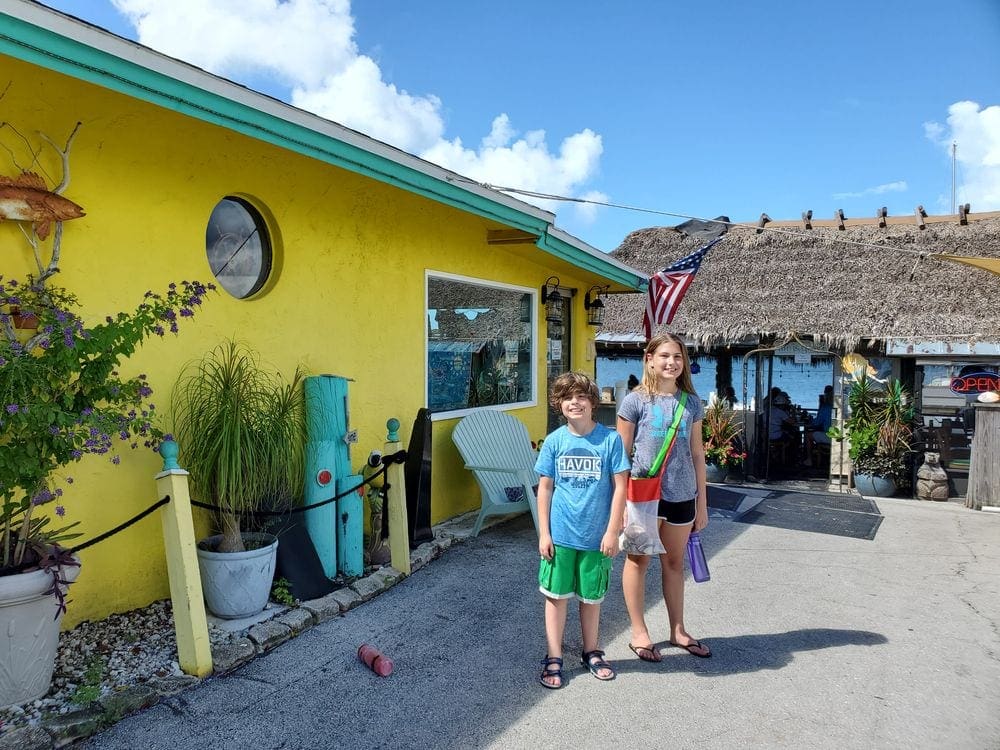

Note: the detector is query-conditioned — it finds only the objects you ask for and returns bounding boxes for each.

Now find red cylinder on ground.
[358,643,393,676]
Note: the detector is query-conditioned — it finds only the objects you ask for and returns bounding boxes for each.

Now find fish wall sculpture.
[0,171,85,240]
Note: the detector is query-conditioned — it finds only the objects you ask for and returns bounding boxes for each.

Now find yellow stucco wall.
[2,56,600,627]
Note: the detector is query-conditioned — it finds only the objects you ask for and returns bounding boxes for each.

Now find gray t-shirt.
[618,390,704,502]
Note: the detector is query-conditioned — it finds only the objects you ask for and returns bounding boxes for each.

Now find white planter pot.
[197,533,278,619]
[0,558,81,708]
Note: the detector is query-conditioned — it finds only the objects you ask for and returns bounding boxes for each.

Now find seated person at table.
[761,386,781,412]
[768,394,798,462]
[803,394,833,467]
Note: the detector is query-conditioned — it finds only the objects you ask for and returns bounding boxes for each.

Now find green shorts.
[538,545,613,604]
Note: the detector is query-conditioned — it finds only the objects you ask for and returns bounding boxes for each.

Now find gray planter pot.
[0,558,81,708]
[197,533,278,619]
[705,463,729,483]
[854,472,897,497]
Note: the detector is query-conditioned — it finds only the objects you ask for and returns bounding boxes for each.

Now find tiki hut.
[601,211,1000,495]
[601,212,1000,351]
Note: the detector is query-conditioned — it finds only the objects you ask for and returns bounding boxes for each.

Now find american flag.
[643,236,723,339]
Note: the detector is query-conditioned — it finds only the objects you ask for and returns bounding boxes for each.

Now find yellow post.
[156,440,213,677]
[383,418,411,576]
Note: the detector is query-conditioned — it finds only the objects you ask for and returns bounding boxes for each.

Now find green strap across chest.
[647,391,688,477]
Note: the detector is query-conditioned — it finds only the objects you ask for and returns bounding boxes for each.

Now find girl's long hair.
[638,333,697,398]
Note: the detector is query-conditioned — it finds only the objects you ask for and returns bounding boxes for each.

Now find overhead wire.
[452,177,966,261]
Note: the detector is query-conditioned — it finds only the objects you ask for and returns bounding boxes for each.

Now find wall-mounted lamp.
[541,276,563,324]
[584,285,607,327]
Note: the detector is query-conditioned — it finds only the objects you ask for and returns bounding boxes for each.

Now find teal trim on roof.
[536,232,643,288]
[0,14,548,235]
[0,10,644,290]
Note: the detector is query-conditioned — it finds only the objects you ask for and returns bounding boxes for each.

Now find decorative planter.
[705,463,728,483]
[854,472,896,497]
[0,558,81,708]
[197,532,278,619]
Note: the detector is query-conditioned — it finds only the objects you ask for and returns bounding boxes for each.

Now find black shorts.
[657,498,696,526]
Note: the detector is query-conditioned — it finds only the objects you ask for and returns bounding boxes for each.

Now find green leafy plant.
[830,374,914,484]
[702,401,747,468]
[69,655,105,705]
[0,276,213,577]
[171,340,306,553]
[271,577,297,607]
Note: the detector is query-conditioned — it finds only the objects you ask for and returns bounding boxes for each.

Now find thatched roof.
[603,212,1000,350]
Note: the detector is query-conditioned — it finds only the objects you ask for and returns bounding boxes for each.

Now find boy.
[535,372,629,689]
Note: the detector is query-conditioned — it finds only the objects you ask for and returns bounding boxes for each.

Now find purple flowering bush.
[0,275,215,576]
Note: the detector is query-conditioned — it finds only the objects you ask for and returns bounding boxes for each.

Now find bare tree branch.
[40,121,80,194]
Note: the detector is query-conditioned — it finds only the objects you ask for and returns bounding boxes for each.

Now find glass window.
[206,197,272,299]
[427,274,534,415]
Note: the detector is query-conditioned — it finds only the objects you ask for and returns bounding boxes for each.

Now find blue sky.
[37,0,1000,253]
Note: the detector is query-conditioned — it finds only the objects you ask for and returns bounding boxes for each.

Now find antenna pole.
[951,141,957,214]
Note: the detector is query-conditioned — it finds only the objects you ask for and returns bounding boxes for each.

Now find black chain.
[188,449,406,518]
[61,450,407,551]
[69,495,171,554]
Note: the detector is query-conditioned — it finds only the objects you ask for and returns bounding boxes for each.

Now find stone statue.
[916,452,949,502]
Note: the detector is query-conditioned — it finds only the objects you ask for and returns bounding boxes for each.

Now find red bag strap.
[647,392,688,477]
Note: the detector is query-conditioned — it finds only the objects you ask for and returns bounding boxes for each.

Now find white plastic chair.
[452,410,541,537]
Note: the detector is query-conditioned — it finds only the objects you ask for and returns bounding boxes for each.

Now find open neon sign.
[950,372,1000,395]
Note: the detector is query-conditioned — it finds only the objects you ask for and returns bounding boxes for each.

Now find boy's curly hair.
[549,372,600,412]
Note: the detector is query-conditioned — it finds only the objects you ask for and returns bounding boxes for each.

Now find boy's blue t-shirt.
[534,422,630,551]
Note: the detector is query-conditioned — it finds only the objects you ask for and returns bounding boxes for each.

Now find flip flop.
[669,639,712,658]
[628,642,662,662]
[581,649,616,681]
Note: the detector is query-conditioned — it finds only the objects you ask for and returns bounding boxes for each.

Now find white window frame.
[425,270,537,421]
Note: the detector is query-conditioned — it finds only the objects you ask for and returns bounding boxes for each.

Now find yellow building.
[0,1,645,626]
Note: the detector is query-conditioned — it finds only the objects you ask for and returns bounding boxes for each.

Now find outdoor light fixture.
[584,285,607,327]
[541,276,563,324]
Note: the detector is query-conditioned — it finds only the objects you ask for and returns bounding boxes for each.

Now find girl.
[616,333,711,661]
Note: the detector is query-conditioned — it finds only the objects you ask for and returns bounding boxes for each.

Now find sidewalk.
[76,488,1000,749]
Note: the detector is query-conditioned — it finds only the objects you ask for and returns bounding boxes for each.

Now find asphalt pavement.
[82,489,1000,750]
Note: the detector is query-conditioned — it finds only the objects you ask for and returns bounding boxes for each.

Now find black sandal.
[539,656,564,689]
[581,649,616,681]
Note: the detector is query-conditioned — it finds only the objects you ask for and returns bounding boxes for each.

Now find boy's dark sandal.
[582,650,616,681]
[669,639,712,658]
[539,656,564,689]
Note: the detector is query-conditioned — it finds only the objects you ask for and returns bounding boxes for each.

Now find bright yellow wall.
[1,56,599,627]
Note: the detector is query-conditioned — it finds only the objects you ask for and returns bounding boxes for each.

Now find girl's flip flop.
[669,639,712,658]
[628,642,662,662]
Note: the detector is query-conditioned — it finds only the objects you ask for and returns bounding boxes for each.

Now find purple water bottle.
[687,531,710,583]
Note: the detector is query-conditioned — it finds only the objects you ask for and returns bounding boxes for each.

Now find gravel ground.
[0,600,233,732]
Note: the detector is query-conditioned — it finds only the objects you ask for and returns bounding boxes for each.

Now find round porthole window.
[206,196,272,299]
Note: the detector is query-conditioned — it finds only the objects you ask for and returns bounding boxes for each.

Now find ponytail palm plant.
[171,341,306,553]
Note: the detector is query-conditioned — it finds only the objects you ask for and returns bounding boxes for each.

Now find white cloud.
[422,121,603,212]
[832,180,908,200]
[112,0,357,90]
[573,190,610,225]
[925,101,1000,211]
[292,57,444,154]
[111,0,604,218]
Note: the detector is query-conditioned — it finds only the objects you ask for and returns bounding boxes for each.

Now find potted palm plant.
[171,341,306,619]
[831,374,914,497]
[702,400,746,482]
